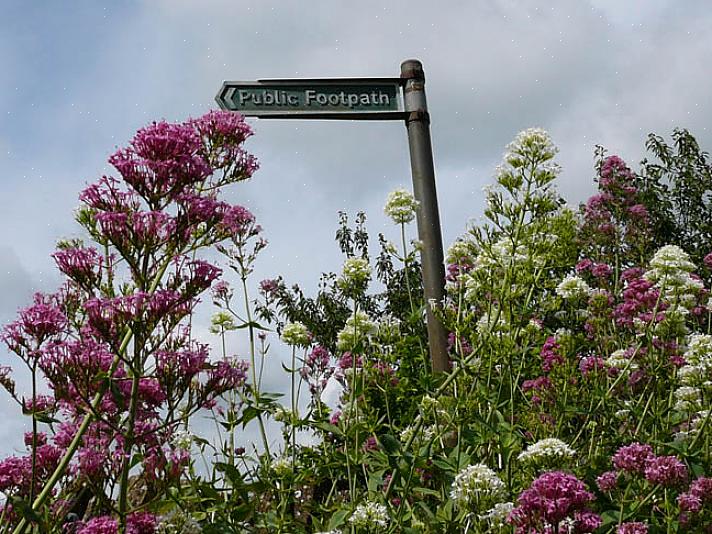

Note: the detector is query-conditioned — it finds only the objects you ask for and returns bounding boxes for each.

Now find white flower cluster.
[480,238,528,269]
[674,334,712,420]
[209,311,237,334]
[555,275,592,300]
[399,424,437,444]
[450,464,506,507]
[157,509,202,534]
[480,501,514,529]
[505,128,559,165]
[336,311,376,351]
[446,239,473,265]
[605,349,638,375]
[314,531,342,534]
[272,456,292,477]
[384,188,419,224]
[517,438,576,464]
[644,245,703,310]
[476,310,508,334]
[171,430,193,450]
[339,257,371,290]
[349,501,389,529]
[281,321,310,346]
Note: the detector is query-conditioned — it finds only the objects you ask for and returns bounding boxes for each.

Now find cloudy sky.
[1,0,711,456]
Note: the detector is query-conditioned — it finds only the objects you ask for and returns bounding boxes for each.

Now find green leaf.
[215,462,244,486]
[380,434,401,455]
[328,508,351,529]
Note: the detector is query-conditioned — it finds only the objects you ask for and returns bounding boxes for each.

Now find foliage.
[1,119,712,534]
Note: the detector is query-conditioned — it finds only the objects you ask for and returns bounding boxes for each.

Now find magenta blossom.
[643,455,688,487]
[612,443,654,475]
[509,471,600,533]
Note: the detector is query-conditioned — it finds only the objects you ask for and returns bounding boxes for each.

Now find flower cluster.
[450,463,506,508]
[281,321,311,346]
[556,275,592,300]
[348,501,389,529]
[336,311,376,351]
[517,438,576,465]
[384,188,419,224]
[509,471,601,533]
[338,256,371,293]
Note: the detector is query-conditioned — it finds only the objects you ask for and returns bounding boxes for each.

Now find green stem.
[241,276,271,458]
[118,353,142,533]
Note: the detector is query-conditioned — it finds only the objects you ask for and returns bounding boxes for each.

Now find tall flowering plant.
[0,111,259,533]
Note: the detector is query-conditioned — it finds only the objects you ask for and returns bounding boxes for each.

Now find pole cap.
[400,59,425,81]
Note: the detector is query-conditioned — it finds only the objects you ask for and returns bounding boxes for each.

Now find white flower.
[647,245,696,274]
[450,464,506,507]
[684,334,712,368]
[644,245,702,309]
[157,509,202,534]
[209,311,236,333]
[477,310,508,334]
[399,424,436,444]
[447,239,472,264]
[171,430,192,450]
[349,501,389,529]
[480,502,514,528]
[339,257,371,290]
[314,531,342,534]
[505,128,559,164]
[606,349,638,374]
[336,311,376,350]
[555,275,591,299]
[517,438,576,463]
[384,188,419,224]
[272,456,292,476]
[674,386,702,411]
[281,322,310,346]
[675,386,702,402]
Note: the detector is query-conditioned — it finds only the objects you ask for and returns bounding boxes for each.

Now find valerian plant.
[0,111,260,533]
[3,118,712,534]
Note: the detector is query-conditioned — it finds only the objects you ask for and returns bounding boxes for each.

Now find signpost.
[216,60,450,373]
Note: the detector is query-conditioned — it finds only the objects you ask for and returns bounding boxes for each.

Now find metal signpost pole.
[400,59,449,373]
[215,58,450,373]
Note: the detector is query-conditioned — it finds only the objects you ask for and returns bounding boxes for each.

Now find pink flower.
[617,522,648,534]
[329,411,341,425]
[678,476,712,519]
[52,246,103,286]
[509,472,599,533]
[643,455,687,487]
[109,121,211,205]
[77,516,118,534]
[596,470,618,492]
[540,336,564,372]
[591,263,612,278]
[612,443,654,475]
[579,356,606,377]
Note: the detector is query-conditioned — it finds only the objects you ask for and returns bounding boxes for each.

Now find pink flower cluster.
[677,476,712,513]
[617,522,648,534]
[580,155,651,264]
[614,270,666,329]
[300,345,334,396]
[72,511,156,534]
[611,443,688,487]
[509,471,601,533]
[540,336,564,372]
